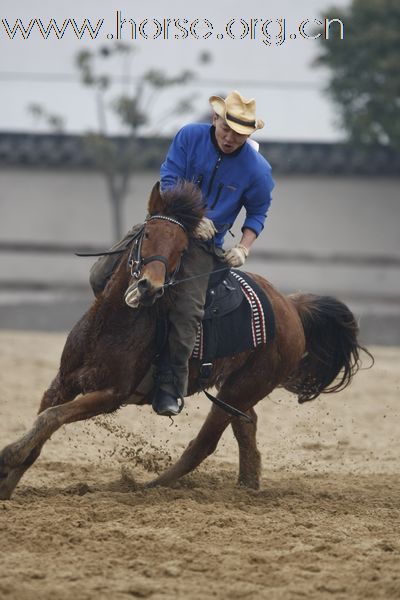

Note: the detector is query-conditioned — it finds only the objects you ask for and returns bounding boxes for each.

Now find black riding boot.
[152,368,184,417]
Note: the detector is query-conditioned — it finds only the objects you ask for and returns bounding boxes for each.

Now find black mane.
[158,182,206,235]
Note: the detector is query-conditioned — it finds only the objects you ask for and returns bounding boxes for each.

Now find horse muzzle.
[125,278,164,308]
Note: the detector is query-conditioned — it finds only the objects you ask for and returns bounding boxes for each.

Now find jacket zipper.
[206,154,222,197]
[195,174,204,188]
[210,183,223,209]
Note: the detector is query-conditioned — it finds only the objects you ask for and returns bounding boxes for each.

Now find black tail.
[285,294,373,404]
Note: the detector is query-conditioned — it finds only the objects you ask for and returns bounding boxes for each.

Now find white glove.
[194,217,217,241]
[224,244,249,267]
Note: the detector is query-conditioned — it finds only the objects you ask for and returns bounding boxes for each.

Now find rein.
[75,217,228,288]
[75,216,185,285]
[163,265,230,289]
[75,226,145,258]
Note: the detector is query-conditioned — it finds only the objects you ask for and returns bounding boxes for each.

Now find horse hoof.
[237,477,260,490]
[0,473,13,500]
[0,487,12,500]
[0,458,9,479]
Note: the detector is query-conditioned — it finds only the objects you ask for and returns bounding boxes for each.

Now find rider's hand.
[194,217,217,241]
[224,244,249,267]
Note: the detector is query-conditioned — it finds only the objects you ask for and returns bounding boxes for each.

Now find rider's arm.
[241,170,275,240]
[238,228,257,251]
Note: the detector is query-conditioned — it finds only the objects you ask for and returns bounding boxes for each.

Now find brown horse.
[0,182,369,500]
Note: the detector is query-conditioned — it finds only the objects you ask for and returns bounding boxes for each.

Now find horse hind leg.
[146,403,261,490]
[147,376,264,488]
[0,388,118,500]
[146,403,232,488]
[231,407,261,490]
[146,349,277,490]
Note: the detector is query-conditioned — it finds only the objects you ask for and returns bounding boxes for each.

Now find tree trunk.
[110,190,124,242]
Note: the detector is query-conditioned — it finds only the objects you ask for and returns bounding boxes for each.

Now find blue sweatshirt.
[160,123,275,247]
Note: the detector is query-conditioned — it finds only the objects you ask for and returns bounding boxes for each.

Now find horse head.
[125,181,205,308]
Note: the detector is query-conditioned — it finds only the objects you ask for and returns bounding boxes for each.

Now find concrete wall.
[1,167,399,343]
[1,168,399,292]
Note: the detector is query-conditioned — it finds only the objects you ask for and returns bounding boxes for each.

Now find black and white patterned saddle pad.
[191,270,275,361]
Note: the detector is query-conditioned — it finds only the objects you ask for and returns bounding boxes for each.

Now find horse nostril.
[138,278,149,292]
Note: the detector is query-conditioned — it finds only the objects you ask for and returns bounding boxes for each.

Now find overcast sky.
[0,0,351,141]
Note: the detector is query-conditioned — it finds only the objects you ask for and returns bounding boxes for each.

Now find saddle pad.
[192,270,275,361]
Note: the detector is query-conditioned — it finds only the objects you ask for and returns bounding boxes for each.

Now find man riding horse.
[90,90,275,417]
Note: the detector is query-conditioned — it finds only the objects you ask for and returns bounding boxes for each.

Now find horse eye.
[144,231,150,239]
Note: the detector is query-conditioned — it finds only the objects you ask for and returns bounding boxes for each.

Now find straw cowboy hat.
[209,90,265,135]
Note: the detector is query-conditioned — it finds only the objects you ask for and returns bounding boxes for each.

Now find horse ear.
[148,181,166,215]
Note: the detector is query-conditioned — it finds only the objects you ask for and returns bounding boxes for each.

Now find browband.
[146,215,187,232]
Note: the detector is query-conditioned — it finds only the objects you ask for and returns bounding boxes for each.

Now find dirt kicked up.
[0,331,399,600]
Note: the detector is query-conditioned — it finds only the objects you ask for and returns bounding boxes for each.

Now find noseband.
[128,215,187,286]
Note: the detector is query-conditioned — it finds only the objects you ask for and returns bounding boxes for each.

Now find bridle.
[127,215,187,286]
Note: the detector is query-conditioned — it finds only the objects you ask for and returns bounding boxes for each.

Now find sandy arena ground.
[0,330,399,600]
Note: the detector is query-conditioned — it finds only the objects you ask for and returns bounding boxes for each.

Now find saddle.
[130,269,275,413]
[191,268,275,362]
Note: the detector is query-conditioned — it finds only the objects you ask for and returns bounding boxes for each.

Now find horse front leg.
[0,403,63,500]
[231,406,261,490]
[0,388,118,500]
[0,375,80,499]
[0,377,66,500]
[146,404,232,488]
